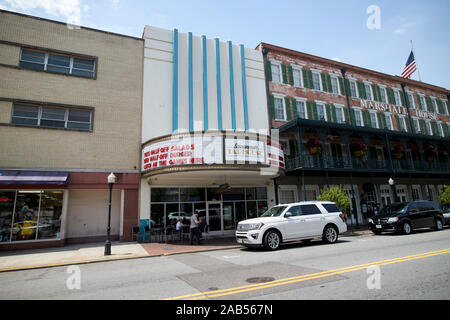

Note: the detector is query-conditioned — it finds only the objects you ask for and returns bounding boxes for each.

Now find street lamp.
[388,178,398,203]
[105,172,116,256]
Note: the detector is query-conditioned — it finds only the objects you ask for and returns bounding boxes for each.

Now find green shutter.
[337,77,344,95]
[387,88,395,105]
[394,115,401,131]
[306,101,313,120]
[266,60,272,82]
[288,66,294,86]
[363,110,371,127]
[400,91,406,106]
[375,86,382,102]
[377,112,384,129]
[345,108,350,124]
[425,96,432,112]
[371,84,379,101]
[281,64,288,84]
[327,74,332,93]
[344,79,350,96]
[292,98,298,118]
[437,99,444,114]
[419,119,426,135]
[431,121,438,136]
[416,94,423,110]
[350,109,356,125]
[326,104,332,122]
[269,94,275,119]
[382,113,388,129]
[321,73,328,92]
[302,69,309,89]
[285,97,292,120]
[406,118,412,133]
[312,102,318,120]
[357,81,366,100]
[308,70,314,89]
[331,105,337,123]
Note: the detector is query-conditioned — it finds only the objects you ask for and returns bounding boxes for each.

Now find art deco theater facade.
[257,43,450,226]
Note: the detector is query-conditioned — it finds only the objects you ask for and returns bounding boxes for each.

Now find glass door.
[207,202,222,233]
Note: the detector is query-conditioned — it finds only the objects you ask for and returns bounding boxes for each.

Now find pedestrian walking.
[189,211,201,245]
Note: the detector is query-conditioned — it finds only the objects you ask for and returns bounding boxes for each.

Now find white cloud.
[2,0,83,25]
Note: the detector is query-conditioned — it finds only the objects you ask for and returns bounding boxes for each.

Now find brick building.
[0,10,143,249]
[257,42,450,226]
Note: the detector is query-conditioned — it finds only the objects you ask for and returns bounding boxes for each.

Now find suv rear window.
[322,203,340,213]
[300,204,321,215]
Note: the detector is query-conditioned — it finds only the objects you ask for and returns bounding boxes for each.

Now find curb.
[0,245,242,273]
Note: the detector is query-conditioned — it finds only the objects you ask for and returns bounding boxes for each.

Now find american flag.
[401,51,417,79]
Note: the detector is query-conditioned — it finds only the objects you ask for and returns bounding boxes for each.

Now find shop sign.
[359,99,437,120]
[224,138,265,164]
[142,135,223,171]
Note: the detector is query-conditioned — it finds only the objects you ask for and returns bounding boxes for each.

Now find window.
[398,116,408,132]
[364,83,373,101]
[379,86,387,103]
[354,109,363,126]
[322,203,340,213]
[437,122,445,137]
[335,106,345,124]
[20,48,96,79]
[316,103,326,121]
[394,90,402,106]
[274,97,285,121]
[384,113,393,130]
[312,72,322,91]
[271,62,282,84]
[369,112,378,128]
[11,103,92,131]
[300,204,321,215]
[419,95,427,111]
[296,100,307,119]
[292,68,302,87]
[425,121,432,135]
[350,81,358,98]
[287,205,302,216]
[442,100,449,115]
[330,76,339,94]
[407,92,415,109]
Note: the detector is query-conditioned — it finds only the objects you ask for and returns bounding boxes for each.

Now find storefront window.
[151,188,179,202]
[207,188,221,201]
[245,188,256,200]
[12,191,41,241]
[180,188,205,202]
[37,191,63,240]
[222,188,245,201]
[0,191,16,242]
[150,204,164,227]
[247,201,257,219]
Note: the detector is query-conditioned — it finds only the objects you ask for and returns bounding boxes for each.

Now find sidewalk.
[0,237,241,273]
[0,228,372,273]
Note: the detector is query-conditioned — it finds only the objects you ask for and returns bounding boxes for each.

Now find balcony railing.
[285,153,449,173]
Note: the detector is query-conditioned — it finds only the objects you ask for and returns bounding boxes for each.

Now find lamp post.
[388,178,398,203]
[105,172,116,256]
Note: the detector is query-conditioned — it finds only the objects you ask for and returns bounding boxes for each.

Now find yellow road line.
[162,248,450,300]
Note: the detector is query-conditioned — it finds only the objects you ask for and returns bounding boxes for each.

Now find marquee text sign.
[359,99,438,121]
[142,134,285,172]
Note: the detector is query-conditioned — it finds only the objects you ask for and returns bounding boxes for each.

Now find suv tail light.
[339,213,345,223]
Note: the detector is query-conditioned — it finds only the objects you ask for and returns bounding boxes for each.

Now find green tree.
[439,185,450,203]
[317,186,350,214]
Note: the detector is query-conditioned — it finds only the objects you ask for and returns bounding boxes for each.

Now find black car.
[368,201,444,235]
[441,202,450,225]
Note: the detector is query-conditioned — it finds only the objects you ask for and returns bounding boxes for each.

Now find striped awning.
[0,170,69,185]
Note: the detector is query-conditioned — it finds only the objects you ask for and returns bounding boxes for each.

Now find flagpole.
[410,40,422,82]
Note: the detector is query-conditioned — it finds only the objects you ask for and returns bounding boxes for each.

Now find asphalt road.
[1,227,449,300]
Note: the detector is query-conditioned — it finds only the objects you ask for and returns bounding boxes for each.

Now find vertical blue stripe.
[215,38,223,131]
[188,32,193,132]
[172,29,178,132]
[240,45,249,131]
[202,35,208,131]
[228,41,236,131]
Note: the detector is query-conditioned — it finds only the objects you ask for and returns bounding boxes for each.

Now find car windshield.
[379,204,408,216]
[260,206,287,217]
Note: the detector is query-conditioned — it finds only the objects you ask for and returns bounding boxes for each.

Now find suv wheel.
[435,219,443,231]
[264,230,281,250]
[402,221,412,235]
[322,225,338,244]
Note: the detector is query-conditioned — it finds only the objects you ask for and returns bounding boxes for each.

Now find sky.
[1,0,449,89]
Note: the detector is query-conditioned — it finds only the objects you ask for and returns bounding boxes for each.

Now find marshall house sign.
[359,98,438,121]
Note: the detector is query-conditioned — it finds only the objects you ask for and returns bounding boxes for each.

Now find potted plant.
[424,146,437,161]
[306,137,322,155]
[391,144,405,160]
[351,142,367,159]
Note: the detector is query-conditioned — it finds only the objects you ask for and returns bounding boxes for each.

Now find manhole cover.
[246,277,275,284]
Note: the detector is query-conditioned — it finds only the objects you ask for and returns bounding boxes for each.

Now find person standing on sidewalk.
[190,211,201,245]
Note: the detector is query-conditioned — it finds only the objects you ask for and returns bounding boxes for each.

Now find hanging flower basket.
[424,147,437,162]
[350,142,367,159]
[306,137,322,155]
[391,144,405,160]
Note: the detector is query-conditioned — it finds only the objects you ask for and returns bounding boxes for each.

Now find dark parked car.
[368,201,444,235]
[441,202,450,226]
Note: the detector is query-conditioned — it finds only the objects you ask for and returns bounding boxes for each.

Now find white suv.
[236,201,347,250]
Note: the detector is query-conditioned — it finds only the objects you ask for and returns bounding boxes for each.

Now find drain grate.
[246,277,275,284]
